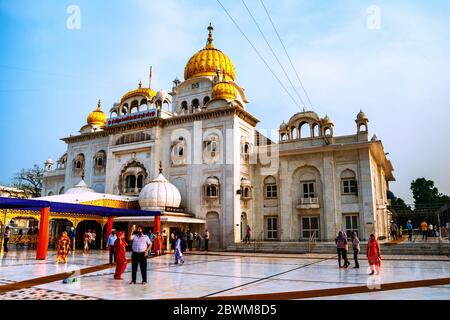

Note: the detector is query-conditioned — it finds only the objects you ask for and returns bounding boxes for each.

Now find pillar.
[36,207,50,260]
[106,217,113,248]
[154,215,161,234]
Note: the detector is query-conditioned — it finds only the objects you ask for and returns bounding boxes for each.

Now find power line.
[216,0,303,110]
[241,0,306,109]
[260,0,314,109]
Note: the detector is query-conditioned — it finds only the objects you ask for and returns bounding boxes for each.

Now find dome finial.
[139,81,142,89]
[97,98,101,110]
[206,23,214,48]
[159,161,163,174]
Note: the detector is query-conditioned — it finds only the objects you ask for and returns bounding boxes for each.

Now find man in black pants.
[129,225,152,285]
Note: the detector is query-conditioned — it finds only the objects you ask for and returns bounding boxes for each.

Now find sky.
[0,0,449,203]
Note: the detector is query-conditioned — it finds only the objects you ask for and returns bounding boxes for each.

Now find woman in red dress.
[154,232,162,256]
[366,233,382,275]
[114,231,127,280]
[56,231,71,264]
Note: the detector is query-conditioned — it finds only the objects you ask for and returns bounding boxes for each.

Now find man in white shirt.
[129,225,152,285]
[107,229,117,264]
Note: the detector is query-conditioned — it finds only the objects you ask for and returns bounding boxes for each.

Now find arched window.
[59,187,65,195]
[299,122,310,139]
[204,177,220,199]
[121,103,128,115]
[240,178,252,199]
[119,160,148,195]
[181,101,188,112]
[324,127,332,136]
[47,191,54,196]
[125,175,136,192]
[72,153,85,175]
[312,123,320,137]
[341,169,358,195]
[291,127,297,139]
[264,176,277,199]
[130,100,139,113]
[203,96,210,106]
[192,99,200,109]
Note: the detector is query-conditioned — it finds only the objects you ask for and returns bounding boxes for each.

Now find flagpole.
[149,66,152,88]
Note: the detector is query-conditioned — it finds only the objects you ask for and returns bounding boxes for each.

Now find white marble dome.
[138,173,181,210]
[65,179,96,195]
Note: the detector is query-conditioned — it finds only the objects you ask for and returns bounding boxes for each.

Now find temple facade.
[42,24,395,248]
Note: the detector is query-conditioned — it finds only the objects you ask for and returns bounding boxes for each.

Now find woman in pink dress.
[366,233,381,275]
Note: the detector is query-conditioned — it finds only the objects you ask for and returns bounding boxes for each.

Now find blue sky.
[1,0,449,202]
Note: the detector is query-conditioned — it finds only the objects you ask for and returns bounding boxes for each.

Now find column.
[154,215,161,234]
[36,207,50,260]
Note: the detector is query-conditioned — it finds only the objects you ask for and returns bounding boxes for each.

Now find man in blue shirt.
[407,220,413,242]
[107,229,117,264]
[128,225,152,285]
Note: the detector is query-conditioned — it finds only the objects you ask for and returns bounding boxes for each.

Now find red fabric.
[153,235,162,253]
[106,217,113,246]
[114,237,127,279]
[367,239,381,267]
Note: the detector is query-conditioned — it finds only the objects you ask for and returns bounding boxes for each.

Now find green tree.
[410,178,450,205]
[11,165,44,198]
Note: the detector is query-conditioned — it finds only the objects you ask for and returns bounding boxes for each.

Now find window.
[125,175,136,192]
[137,175,144,190]
[266,217,278,239]
[206,185,218,197]
[264,176,277,198]
[342,179,358,194]
[76,161,82,169]
[341,169,358,195]
[203,96,210,105]
[302,182,315,198]
[301,216,319,240]
[204,141,217,157]
[344,215,359,239]
[181,101,188,111]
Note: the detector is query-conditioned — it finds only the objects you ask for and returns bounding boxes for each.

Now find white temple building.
[42,24,395,249]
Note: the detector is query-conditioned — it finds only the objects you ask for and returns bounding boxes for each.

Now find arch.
[130,100,139,113]
[192,98,200,110]
[59,187,65,195]
[341,169,358,195]
[137,174,144,190]
[75,220,102,250]
[72,153,85,175]
[140,98,148,111]
[93,150,106,174]
[312,123,320,137]
[206,212,220,250]
[121,103,128,115]
[47,191,54,196]
[119,160,148,195]
[181,101,188,113]
[299,121,310,139]
[203,96,210,106]
[358,123,368,133]
[290,126,298,140]
[110,110,119,118]
[264,175,277,199]
[324,126,332,136]
[204,176,220,199]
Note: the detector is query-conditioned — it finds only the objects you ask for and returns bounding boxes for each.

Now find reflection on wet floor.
[0,249,449,300]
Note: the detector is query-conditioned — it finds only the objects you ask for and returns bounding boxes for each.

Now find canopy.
[0,197,160,217]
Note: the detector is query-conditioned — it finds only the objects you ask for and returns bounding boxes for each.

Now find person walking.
[181,230,188,253]
[114,231,127,280]
[107,229,117,264]
[390,221,398,240]
[420,220,428,241]
[407,220,413,241]
[83,231,90,253]
[3,226,10,253]
[68,227,76,251]
[352,232,360,269]
[196,232,203,251]
[204,229,210,251]
[245,225,251,244]
[367,233,381,275]
[128,225,152,285]
[335,231,350,268]
[162,229,168,254]
[187,230,194,251]
[56,231,71,264]
[174,233,184,265]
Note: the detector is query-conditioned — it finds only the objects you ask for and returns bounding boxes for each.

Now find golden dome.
[121,81,157,104]
[87,99,107,128]
[212,81,237,101]
[184,23,236,81]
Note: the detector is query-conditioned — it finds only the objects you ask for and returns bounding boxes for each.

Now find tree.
[410,178,450,205]
[11,165,44,198]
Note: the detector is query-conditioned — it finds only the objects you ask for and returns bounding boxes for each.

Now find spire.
[139,81,142,89]
[97,98,101,111]
[159,161,163,174]
[206,22,214,48]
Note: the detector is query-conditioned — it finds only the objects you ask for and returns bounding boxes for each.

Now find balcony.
[296,197,320,209]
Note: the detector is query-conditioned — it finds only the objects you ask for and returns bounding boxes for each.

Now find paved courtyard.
[0,249,449,300]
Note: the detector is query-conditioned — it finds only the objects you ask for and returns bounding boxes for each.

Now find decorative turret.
[87,99,107,129]
[356,109,369,134]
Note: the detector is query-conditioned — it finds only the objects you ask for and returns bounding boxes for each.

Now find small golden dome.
[87,99,107,128]
[184,23,236,81]
[212,81,237,101]
[121,81,157,104]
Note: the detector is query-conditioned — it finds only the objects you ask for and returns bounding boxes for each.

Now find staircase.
[226,241,450,255]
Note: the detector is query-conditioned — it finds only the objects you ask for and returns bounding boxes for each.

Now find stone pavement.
[0,249,449,300]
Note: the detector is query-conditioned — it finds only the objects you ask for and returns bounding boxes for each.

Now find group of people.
[170,229,210,253]
[83,229,97,253]
[335,231,381,275]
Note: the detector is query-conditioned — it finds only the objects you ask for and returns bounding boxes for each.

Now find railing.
[298,197,319,205]
[308,230,318,253]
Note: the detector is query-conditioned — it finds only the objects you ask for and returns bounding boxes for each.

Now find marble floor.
[0,249,449,300]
